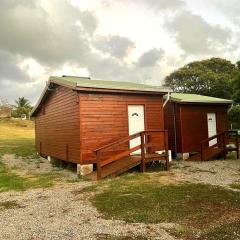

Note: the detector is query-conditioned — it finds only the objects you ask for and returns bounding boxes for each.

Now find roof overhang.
[170,98,233,105]
[31,77,171,116]
[163,93,233,105]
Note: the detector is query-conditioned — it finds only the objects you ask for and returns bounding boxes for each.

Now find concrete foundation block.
[77,164,93,176]
[182,153,190,160]
[177,153,190,160]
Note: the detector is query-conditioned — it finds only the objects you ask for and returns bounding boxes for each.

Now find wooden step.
[204,147,223,160]
[87,155,142,180]
[187,147,223,161]
[186,153,201,161]
[144,153,168,163]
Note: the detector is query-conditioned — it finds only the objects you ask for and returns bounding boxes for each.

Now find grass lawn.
[230,183,240,190]
[0,119,65,192]
[0,161,62,192]
[90,174,240,240]
[0,119,36,157]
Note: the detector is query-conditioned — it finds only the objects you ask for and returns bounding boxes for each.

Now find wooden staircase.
[88,130,169,180]
[187,130,239,161]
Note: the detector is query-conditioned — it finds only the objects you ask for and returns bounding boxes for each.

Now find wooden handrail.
[200,130,239,161]
[94,132,142,153]
[201,130,239,146]
[95,129,168,180]
[94,130,166,153]
[100,145,141,167]
[200,132,225,145]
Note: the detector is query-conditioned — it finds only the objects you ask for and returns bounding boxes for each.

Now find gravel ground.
[0,158,240,240]
[0,183,175,240]
[171,159,240,189]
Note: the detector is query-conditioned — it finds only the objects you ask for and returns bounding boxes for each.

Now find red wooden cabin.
[164,93,233,160]
[31,76,170,179]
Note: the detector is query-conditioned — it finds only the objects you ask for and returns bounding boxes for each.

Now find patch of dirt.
[0,200,21,211]
[1,154,76,180]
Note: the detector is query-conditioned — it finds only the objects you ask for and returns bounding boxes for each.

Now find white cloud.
[94,35,135,59]
[165,11,232,55]
[0,0,239,104]
[138,48,164,67]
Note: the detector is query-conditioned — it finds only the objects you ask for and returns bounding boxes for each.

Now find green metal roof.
[169,93,232,104]
[31,76,170,116]
[49,76,170,93]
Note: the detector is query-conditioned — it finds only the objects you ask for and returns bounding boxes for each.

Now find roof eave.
[31,77,171,116]
[75,85,169,95]
[30,83,49,117]
[172,99,233,105]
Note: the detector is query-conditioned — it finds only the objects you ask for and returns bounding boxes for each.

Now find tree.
[229,105,240,129]
[12,97,32,118]
[165,58,237,99]
[0,98,10,108]
[232,72,240,103]
[0,98,11,118]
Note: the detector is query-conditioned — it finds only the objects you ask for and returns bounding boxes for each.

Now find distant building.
[21,114,27,120]
[0,106,11,118]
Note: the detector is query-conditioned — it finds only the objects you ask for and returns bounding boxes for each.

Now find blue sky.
[0,0,239,104]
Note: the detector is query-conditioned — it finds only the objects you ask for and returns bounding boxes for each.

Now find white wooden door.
[128,105,145,154]
[207,113,217,146]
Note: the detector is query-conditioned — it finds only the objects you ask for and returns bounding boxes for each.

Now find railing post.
[223,132,227,160]
[201,143,204,161]
[236,130,239,159]
[96,151,101,180]
[164,130,169,171]
[140,132,146,172]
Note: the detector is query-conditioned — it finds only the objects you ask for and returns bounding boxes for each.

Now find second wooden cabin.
[164,93,233,160]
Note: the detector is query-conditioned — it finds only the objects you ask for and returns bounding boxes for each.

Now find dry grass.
[0,118,36,157]
[0,118,34,140]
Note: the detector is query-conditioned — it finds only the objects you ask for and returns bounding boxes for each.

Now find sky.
[0,0,240,104]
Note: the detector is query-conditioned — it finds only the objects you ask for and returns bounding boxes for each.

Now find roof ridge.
[61,75,91,79]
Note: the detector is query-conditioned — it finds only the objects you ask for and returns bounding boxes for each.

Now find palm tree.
[13,97,32,118]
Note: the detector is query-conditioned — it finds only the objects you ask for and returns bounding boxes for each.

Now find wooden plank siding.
[79,93,164,164]
[35,86,80,163]
[35,86,165,165]
[163,102,177,153]
[180,104,229,153]
[164,102,229,154]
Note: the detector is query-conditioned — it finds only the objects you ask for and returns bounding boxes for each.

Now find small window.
[132,113,139,117]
